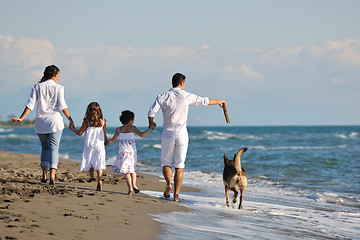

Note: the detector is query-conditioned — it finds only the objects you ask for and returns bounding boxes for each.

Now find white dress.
[80,122,106,171]
[111,128,137,175]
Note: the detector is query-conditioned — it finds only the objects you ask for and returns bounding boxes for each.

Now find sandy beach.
[0,150,197,240]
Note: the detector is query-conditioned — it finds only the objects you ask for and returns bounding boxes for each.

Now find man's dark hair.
[172,73,186,87]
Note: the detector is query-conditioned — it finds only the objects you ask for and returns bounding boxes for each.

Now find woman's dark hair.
[120,110,135,125]
[84,102,103,127]
[40,65,60,83]
[172,73,186,87]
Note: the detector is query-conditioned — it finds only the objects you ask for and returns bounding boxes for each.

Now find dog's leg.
[225,186,230,207]
[232,188,238,204]
[239,187,245,209]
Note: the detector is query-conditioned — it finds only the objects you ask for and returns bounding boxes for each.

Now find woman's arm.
[69,119,87,136]
[12,107,32,122]
[62,108,74,124]
[105,128,119,146]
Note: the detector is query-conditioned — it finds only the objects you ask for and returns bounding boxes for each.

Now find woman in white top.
[12,65,74,185]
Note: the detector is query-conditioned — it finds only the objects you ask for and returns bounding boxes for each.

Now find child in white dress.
[69,102,107,191]
[106,110,155,195]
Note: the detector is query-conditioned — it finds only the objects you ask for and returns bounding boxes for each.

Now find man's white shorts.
[161,134,188,169]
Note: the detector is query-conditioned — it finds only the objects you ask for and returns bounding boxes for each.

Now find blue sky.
[1,0,359,126]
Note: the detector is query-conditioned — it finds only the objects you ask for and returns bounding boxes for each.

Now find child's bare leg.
[89,167,95,178]
[125,173,133,195]
[131,172,139,193]
[41,166,48,183]
[87,168,95,182]
[96,169,103,191]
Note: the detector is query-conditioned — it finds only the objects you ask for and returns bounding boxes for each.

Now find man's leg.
[173,134,188,202]
[162,166,173,198]
[173,168,183,202]
[161,136,176,199]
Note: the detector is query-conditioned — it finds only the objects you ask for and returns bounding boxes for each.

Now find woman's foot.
[41,167,49,184]
[49,168,56,186]
[163,185,172,198]
[128,189,133,196]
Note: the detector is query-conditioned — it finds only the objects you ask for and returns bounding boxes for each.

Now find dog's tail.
[234,148,247,174]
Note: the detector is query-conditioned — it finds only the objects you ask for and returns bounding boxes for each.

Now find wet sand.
[0,151,198,240]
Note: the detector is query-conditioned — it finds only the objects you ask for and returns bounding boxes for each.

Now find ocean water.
[1,125,359,239]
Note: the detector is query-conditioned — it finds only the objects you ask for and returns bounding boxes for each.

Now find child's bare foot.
[96,181,102,191]
[133,186,140,194]
[49,179,55,186]
[87,178,96,183]
[163,185,172,198]
[128,190,133,196]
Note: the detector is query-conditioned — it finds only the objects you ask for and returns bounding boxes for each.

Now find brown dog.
[223,148,248,209]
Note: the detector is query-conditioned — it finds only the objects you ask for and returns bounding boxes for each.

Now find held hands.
[149,122,156,131]
[68,122,75,131]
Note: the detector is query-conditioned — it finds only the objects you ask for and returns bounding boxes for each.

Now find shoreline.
[0,123,35,128]
[0,150,199,240]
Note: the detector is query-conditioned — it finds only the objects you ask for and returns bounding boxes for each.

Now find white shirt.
[148,88,209,137]
[26,80,68,134]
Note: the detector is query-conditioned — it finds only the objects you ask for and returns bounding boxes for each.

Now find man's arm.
[148,96,161,129]
[62,108,74,124]
[209,99,226,108]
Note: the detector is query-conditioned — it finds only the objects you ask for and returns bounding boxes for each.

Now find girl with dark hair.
[106,110,155,195]
[12,65,74,185]
[69,102,107,191]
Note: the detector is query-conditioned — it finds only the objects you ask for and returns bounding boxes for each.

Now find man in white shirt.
[148,73,226,202]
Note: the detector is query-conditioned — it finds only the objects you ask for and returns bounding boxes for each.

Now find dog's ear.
[224,154,228,163]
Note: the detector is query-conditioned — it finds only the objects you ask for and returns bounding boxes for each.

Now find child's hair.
[119,110,134,125]
[84,102,103,127]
